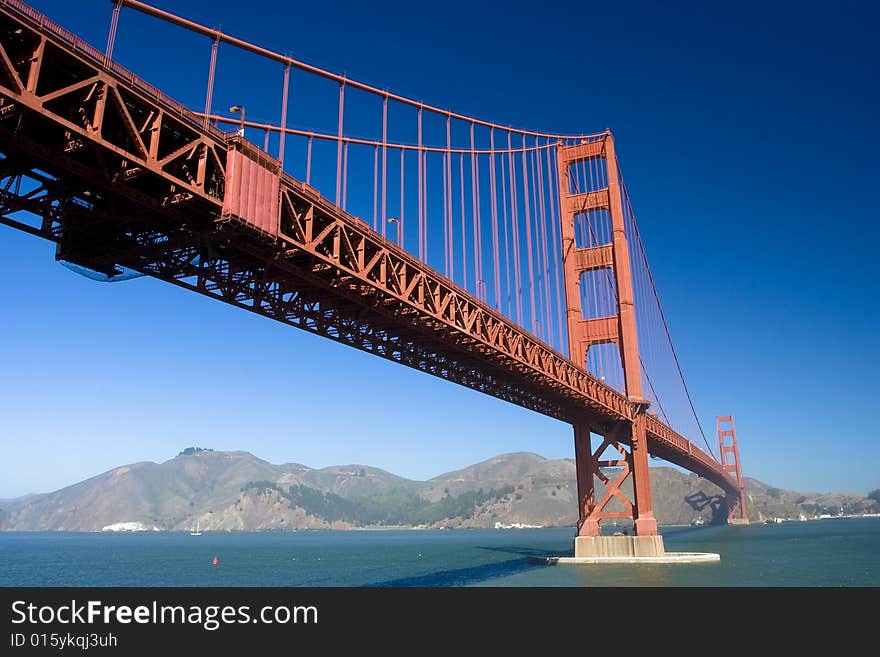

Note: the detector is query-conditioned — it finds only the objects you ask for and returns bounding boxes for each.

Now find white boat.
[190,520,202,536]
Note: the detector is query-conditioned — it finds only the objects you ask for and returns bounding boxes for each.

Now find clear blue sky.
[1,0,877,498]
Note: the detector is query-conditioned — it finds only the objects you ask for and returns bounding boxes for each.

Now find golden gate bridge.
[0,0,747,558]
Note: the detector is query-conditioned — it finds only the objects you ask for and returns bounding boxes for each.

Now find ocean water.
[1,518,878,587]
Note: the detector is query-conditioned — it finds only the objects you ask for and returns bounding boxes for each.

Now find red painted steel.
[717,415,748,522]
[0,0,745,538]
[223,138,281,236]
[557,135,658,536]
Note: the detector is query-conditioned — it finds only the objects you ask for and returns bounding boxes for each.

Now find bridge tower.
[717,415,748,524]
[556,132,663,557]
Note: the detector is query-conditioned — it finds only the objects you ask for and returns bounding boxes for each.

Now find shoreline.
[2,514,880,534]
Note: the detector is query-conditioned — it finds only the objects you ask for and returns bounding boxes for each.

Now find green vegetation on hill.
[177,447,213,457]
[242,480,514,526]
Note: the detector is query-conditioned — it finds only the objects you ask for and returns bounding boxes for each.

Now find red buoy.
[212,556,219,567]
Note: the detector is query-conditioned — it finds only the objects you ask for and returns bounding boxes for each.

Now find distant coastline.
[2,449,877,533]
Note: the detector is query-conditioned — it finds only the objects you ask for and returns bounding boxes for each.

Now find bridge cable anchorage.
[619,172,718,461]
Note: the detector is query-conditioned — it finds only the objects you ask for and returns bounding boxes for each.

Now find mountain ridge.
[1,449,876,531]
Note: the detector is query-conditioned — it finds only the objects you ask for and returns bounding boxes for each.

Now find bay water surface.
[2,518,878,587]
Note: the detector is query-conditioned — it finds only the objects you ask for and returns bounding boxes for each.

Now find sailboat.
[190,520,202,536]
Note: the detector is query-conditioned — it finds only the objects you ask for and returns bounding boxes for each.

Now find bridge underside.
[0,134,605,422]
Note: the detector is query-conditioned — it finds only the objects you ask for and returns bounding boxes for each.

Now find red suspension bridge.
[0,0,747,556]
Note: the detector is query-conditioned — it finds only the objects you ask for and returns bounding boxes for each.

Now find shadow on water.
[684,491,727,524]
[365,546,556,587]
[477,544,569,558]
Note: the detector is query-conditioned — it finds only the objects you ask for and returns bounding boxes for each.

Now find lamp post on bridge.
[387,217,400,247]
[229,105,245,137]
[476,279,487,302]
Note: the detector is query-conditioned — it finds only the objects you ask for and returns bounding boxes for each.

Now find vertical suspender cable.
[335,82,345,206]
[443,148,449,276]
[443,117,450,277]
[592,155,609,382]
[470,123,482,298]
[278,64,290,168]
[508,132,522,325]
[501,141,511,318]
[417,108,424,261]
[459,153,468,290]
[372,145,379,231]
[306,136,313,185]
[574,160,601,378]
[521,135,536,334]
[529,146,542,338]
[583,156,600,379]
[105,1,122,63]
[580,170,592,366]
[203,37,219,131]
[399,150,405,248]
[342,141,349,210]
[537,141,553,346]
[446,116,454,279]
[489,128,501,309]
[423,147,429,264]
[546,141,565,351]
[381,96,388,238]
[598,156,613,383]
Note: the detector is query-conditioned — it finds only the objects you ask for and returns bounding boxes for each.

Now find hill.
[1,450,876,531]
